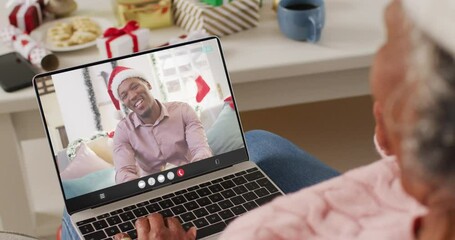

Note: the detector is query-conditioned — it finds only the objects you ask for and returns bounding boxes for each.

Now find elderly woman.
[220,0,455,238]
[63,0,455,239]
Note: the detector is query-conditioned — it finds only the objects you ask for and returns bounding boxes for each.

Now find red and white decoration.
[96,21,150,59]
[195,75,210,103]
[0,25,58,70]
[7,0,43,34]
[0,25,16,44]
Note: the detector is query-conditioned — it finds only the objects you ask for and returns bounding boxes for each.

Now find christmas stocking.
[195,75,210,103]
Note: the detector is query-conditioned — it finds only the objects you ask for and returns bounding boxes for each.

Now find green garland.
[83,68,102,131]
[151,53,168,102]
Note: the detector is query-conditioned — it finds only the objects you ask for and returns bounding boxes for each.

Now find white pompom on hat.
[107,66,149,118]
[401,0,455,55]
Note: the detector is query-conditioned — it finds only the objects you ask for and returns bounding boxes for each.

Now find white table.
[0,0,387,236]
[0,0,387,113]
[0,231,37,240]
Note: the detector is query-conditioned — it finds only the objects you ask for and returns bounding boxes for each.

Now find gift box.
[173,0,260,37]
[96,21,150,59]
[203,0,231,7]
[114,0,173,29]
[8,0,43,34]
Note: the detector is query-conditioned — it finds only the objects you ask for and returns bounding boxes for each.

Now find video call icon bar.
[138,168,186,189]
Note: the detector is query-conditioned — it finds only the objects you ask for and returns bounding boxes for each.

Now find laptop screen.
[33,37,248,214]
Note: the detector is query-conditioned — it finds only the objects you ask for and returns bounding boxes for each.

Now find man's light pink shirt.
[113,101,212,183]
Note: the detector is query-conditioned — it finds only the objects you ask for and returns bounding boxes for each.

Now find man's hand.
[114,213,197,240]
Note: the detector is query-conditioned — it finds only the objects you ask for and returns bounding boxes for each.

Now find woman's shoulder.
[221,158,421,240]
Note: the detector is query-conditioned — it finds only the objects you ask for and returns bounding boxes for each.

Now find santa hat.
[107,66,148,118]
[402,0,455,56]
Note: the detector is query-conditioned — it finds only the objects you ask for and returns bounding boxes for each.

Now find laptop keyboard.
[77,167,282,240]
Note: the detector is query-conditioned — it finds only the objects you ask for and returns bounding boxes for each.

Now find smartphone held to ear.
[0,52,38,92]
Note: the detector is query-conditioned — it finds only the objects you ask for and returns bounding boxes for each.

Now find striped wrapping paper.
[173,0,260,37]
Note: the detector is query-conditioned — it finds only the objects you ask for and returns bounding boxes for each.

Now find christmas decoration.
[203,0,232,7]
[114,0,173,29]
[173,0,260,37]
[151,53,168,102]
[96,21,150,59]
[195,75,210,103]
[0,25,59,71]
[82,68,103,131]
[8,0,43,34]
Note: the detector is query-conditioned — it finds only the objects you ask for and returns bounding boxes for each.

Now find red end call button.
[177,168,185,177]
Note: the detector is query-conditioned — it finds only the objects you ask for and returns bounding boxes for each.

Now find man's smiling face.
[118,77,155,119]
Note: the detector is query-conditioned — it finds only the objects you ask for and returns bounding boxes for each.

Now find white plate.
[30,16,112,52]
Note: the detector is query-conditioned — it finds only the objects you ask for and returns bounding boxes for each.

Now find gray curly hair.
[402,25,455,188]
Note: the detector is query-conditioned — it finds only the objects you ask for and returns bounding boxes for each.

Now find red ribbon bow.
[104,21,140,58]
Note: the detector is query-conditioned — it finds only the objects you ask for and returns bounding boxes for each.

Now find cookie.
[47,17,101,47]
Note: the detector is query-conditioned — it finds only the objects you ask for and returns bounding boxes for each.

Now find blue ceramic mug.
[277,0,325,42]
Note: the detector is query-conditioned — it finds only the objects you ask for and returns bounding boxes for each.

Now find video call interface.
[36,39,245,200]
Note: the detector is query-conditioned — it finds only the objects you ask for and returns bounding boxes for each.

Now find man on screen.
[107,66,213,184]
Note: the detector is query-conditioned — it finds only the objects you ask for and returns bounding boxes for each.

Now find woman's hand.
[114,213,197,240]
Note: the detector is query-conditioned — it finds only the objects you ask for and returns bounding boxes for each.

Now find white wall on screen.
[204,44,231,101]
[52,69,98,142]
[40,93,64,153]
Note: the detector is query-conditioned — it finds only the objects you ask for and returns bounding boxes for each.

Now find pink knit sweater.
[220,157,427,240]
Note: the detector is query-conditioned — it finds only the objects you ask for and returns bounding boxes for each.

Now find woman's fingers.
[166,217,185,236]
[166,217,197,240]
[186,227,197,240]
[113,232,132,240]
[147,213,166,229]
[135,217,152,237]
[132,213,197,240]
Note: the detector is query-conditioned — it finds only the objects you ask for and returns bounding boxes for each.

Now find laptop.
[33,37,284,240]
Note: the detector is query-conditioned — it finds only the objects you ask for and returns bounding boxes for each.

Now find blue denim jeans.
[62,130,340,239]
